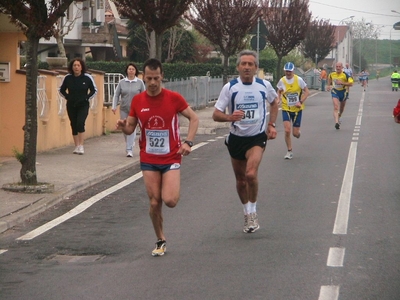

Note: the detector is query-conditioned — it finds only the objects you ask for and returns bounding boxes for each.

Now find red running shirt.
[129,89,189,164]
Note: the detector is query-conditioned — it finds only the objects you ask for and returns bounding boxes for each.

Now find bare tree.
[0,0,74,185]
[113,0,194,61]
[349,18,378,70]
[262,0,311,80]
[53,2,86,58]
[187,0,262,84]
[164,20,188,63]
[300,18,335,64]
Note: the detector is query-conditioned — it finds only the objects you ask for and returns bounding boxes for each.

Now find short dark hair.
[143,58,163,74]
[67,58,87,74]
[125,63,139,76]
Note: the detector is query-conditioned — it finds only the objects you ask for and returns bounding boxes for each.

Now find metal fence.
[103,73,224,109]
[104,73,125,106]
[37,75,98,120]
[300,71,321,90]
[37,76,49,120]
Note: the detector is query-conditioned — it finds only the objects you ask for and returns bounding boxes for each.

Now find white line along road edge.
[17,142,209,241]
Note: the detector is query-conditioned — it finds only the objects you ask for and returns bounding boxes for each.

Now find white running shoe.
[247,212,260,233]
[243,214,250,233]
[126,150,133,157]
[77,145,84,155]
[73,146,79,154]
[284,151,293,160]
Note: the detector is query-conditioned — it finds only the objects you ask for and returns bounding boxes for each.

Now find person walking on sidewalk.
[319,67,327,91]
[327,62,353,130]
[59,58,98,155]
[277,62,310,160]
[116,58,199,256]
[112,63,145,157]
[212,50,278,233]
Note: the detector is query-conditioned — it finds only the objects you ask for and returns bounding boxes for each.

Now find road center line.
[16,142,209,241]
[327,247,345,267]
[318,285,339,300]
[333,141,358,235]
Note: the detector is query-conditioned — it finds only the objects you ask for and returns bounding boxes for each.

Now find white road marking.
[333,141,358,235]
[191,142,208,150]
[356,115,362,126]
[16,141,209,241]
[318,285,340,300]
[322,93,366,297]
[0,249,8,255]
[327,247,345,267]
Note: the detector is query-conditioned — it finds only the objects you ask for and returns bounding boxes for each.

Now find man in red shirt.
[116,58,199,256]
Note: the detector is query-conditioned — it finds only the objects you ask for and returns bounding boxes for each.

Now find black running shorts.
[225,132,267,160]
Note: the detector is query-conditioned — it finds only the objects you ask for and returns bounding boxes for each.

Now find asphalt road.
[1,77,399,300]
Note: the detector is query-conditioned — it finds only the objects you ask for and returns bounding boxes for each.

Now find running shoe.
[335,123,340,130]
[248,212,260,233]
[284,151,293,159]
[126,150,133,157]
[243,214,249,233]
[152,239,166,256]
[77,145,84,155]
[73,146,79,154]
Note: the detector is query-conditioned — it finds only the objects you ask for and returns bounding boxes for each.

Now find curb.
[0,158,139,234]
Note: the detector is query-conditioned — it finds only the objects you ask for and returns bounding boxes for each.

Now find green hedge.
[38,58,277,80]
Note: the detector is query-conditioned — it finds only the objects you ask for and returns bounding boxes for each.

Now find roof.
[335,25,349,46]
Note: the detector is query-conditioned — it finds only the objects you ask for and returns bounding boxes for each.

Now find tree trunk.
[20,33,39,185]
[149,30,156,58]
[222,54,229,85]
[155,32,163,61]
[275,56,283,85]
[55,32,67,58]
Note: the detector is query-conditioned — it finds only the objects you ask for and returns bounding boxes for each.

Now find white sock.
[243,202,251,215]
[248,202,257,214]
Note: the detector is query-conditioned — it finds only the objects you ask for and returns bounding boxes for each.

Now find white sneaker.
[126,150,133,157]
[248,212,260,233]
[73,146,79,154]
[77,145,84,155]
[243,214,249,233]
[284,151,293,159]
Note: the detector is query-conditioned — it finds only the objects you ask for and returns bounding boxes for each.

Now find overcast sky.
[308,0,400,39]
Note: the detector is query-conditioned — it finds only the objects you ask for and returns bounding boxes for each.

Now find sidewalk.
[0,106,225,234]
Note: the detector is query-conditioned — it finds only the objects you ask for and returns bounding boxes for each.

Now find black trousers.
[67,103,89,135]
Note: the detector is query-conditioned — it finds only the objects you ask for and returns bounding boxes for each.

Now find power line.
[310,1,399,18]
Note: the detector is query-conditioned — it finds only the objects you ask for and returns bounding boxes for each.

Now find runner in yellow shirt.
[327,62,354,129]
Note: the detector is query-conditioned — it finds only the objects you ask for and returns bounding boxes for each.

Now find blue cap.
[284,62,295,71]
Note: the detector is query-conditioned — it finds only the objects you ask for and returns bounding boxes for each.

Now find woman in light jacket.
[112,63,145,157]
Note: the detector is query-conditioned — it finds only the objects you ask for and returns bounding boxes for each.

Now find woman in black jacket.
[59,58,97,154]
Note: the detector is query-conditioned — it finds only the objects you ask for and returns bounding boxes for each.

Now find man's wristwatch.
[268,122,276,128]
[184,140,193,147]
